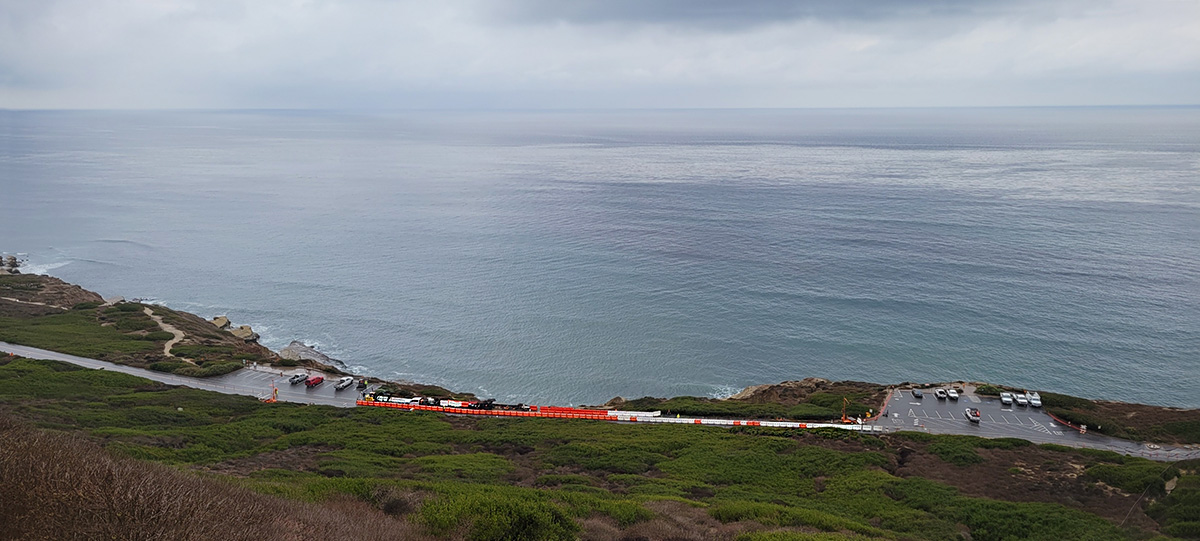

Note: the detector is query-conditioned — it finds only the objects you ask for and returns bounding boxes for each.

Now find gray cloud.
[488,0,1020,29]
[0,0,1196,109]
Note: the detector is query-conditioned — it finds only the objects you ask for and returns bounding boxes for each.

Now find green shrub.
[173,362,242,378]
[114,316,157,332]
[72,301,102,310]
[141,331,175,341]
[419,489,579,541]
[1162,420,1200,444]
[1085,462,1174,496]
[0,312,157,358]
[149,361,188,373]
[171,345,237,359]
[105,303,144,313]
[1164,521,1200,538]
[277,358,299,367]
[974,384,1004,396]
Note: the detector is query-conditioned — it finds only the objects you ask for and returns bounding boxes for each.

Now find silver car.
[999,392,1014,406]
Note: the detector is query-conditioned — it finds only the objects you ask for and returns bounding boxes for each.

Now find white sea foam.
[16,260,71,275]
[707,385,742,400]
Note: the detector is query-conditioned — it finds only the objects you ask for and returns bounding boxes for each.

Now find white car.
[947,389,959,400]
[934,389,948,399]
[1028,392,1042,408]
[999,392,1014,406]
[334,376,355,391]
[1015,393,1029,406]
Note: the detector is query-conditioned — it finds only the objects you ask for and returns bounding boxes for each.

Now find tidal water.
[2,108,1198,407]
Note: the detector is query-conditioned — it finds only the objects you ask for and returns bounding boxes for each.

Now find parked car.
[334,376,354,391]
[1015,393,1029,406]
[947,389,959,400]
[911,389,924,399]
[1028,392,1042,408]
[964,408,981,423]
[934,389,948,399]
[356,379,368,389]
[288,373,309,385]
[999,391,1013,405]
[304,376,324,388]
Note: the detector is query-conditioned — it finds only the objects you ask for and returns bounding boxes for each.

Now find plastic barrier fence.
[355,400,869,431]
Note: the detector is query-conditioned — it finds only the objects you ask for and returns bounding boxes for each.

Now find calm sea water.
[2,108,1198,407]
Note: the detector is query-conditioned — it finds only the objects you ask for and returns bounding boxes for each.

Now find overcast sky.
[2,0,1198,109]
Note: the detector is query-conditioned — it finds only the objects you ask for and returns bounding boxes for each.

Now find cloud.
[0,0,1197,109]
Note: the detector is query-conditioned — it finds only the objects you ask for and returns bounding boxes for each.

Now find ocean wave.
[18,260,71,275]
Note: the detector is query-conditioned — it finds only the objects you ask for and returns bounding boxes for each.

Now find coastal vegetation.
[1,356,1193,540]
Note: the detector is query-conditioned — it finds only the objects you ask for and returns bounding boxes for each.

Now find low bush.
[114,316,157,332]
[140,331,175,341]
[974,384,1004,396]
[1085,462,1175,496]
[419,488,579,541]
[171,344,237,360]
[148,361,188,373]
[172,362,242,378]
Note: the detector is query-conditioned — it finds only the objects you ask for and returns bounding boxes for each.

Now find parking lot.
[876,386,1198,460]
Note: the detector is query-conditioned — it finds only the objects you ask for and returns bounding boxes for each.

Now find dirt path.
[1,297,66,310]
[144,307,187,359]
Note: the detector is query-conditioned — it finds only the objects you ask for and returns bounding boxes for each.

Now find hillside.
[2,356,1197,540]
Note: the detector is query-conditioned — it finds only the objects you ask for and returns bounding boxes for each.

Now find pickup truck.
[1028,392,1042,407]
[288,373,309,385]
[334,376,354,391]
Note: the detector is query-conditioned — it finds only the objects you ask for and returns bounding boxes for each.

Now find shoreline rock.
[279,340,347,369]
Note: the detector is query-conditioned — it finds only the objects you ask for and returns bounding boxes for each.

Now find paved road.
[4,341,1197,462]
[1,341,365,408]
[875,388,1200,461]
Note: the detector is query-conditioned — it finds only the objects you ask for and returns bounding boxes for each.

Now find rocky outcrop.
[230,325,259,342]
[729,377,833,403]
[279,341,346,369]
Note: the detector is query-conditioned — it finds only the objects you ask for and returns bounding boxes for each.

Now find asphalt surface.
[3,341,1197,462]
[1,341,366,408]
[875,387,1200,461]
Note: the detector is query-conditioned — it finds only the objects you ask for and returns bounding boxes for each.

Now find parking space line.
[988,414,996,422]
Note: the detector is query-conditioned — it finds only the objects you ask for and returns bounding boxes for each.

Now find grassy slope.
[1,358,1190,540]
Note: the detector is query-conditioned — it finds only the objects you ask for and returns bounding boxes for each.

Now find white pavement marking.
[988,414,996,422]
[968,395,981,403]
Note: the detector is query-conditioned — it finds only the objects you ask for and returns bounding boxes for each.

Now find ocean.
[2,108,1198,407]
